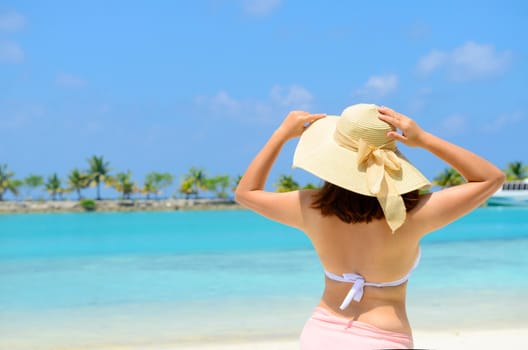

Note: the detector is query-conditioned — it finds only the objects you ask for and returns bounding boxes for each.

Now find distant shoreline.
[0,198,242,214]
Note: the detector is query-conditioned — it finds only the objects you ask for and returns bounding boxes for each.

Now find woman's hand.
[377,106,427,148]
[276,111,326,141]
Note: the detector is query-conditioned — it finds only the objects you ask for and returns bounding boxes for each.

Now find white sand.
[414,329,527,349]
[4,328,526,349]
[172,328,528,350]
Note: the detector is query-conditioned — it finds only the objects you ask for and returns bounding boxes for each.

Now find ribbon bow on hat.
[356,138,406,232]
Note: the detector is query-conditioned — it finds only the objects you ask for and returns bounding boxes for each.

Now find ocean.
[1,207,527,349]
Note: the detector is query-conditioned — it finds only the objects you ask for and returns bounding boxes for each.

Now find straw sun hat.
[293,103,431,232]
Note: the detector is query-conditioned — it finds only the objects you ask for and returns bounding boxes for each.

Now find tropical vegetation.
[88,156,112,200]
[275,174,300,192]
[142,172,173,199]
[206,175,231,199]
[67,169,90,200]
[179,167,207,199]
[0,158,525,202]
[504,161,528,181]
[111,171,138,200]
[80,198,96,211]
[24,174,44,199]
[432,167,466,188]
[274,174,319,192]
[45,173,64,201]
[0,164,21,201]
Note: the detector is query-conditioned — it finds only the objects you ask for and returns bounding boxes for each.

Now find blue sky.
[1,0,527,198]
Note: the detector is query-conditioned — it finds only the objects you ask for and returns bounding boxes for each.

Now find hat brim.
[292,116,431,196]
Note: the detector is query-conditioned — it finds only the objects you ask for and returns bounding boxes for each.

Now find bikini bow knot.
[339,275,365,310]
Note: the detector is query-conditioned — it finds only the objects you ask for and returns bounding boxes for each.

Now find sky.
[1,0,527,198]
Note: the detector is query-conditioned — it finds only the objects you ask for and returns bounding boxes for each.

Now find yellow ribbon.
[333,129,406,232]
[356,138,405,232]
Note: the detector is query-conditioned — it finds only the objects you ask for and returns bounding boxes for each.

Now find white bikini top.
[324,248,421,310]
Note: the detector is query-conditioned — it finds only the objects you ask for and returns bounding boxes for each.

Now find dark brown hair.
[311,182,420,224]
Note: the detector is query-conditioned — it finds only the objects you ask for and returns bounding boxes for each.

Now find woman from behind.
[235,103,504,349]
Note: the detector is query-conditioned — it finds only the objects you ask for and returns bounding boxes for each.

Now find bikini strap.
[324,248,422,309]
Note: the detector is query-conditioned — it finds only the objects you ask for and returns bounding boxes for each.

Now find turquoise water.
[1,208,528,349]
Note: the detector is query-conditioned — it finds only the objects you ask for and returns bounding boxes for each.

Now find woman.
[235,104,504,349]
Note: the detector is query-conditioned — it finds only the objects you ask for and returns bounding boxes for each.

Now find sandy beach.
[86,328,528,350]
[3,328,527,350]
[174,329,528,350]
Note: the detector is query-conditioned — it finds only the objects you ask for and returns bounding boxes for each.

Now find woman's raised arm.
[235,111,325,229]
[378,106,505,234]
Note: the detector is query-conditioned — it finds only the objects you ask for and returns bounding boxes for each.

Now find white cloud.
[194,84,314,124]
[416,50,447,76]
[270,84,313,110]
[354,74,398,98]
[481,112,524,133]
[416,42,512,81]
[55,73,87,88]
[450,42,512,81]
[0,40,24,63]
[0,11,26,32]
[0,103,45,131]
[196,90,243,115]
[441,114,467,135]
[240,0,281,16]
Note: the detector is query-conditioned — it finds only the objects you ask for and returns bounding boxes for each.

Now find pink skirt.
[300,307,414,350]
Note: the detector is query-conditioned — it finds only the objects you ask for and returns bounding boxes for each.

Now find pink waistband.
[311,307,413,341]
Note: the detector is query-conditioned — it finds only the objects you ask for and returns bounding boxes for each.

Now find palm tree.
[504,161,528,181]
[113,171,138,200]
[274,174,300,192]
[207,174,231,199]
[181,167,207,198]
[142,172,174,199]
[45,173,63,201]
[302,182,319,189]
[87,155,112,200]
[11,179,24,200]
[67,169,90,200]
[24,174,44,200]
[433,167,465,188]
[142,181,158,200]
[178,178,195,199]
[0,164,21,201]
[231,175,242,193]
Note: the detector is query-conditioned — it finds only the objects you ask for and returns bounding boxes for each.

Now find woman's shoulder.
[298,189,318,206]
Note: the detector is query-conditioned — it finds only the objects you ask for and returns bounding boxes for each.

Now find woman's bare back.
[301,190,422,334]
